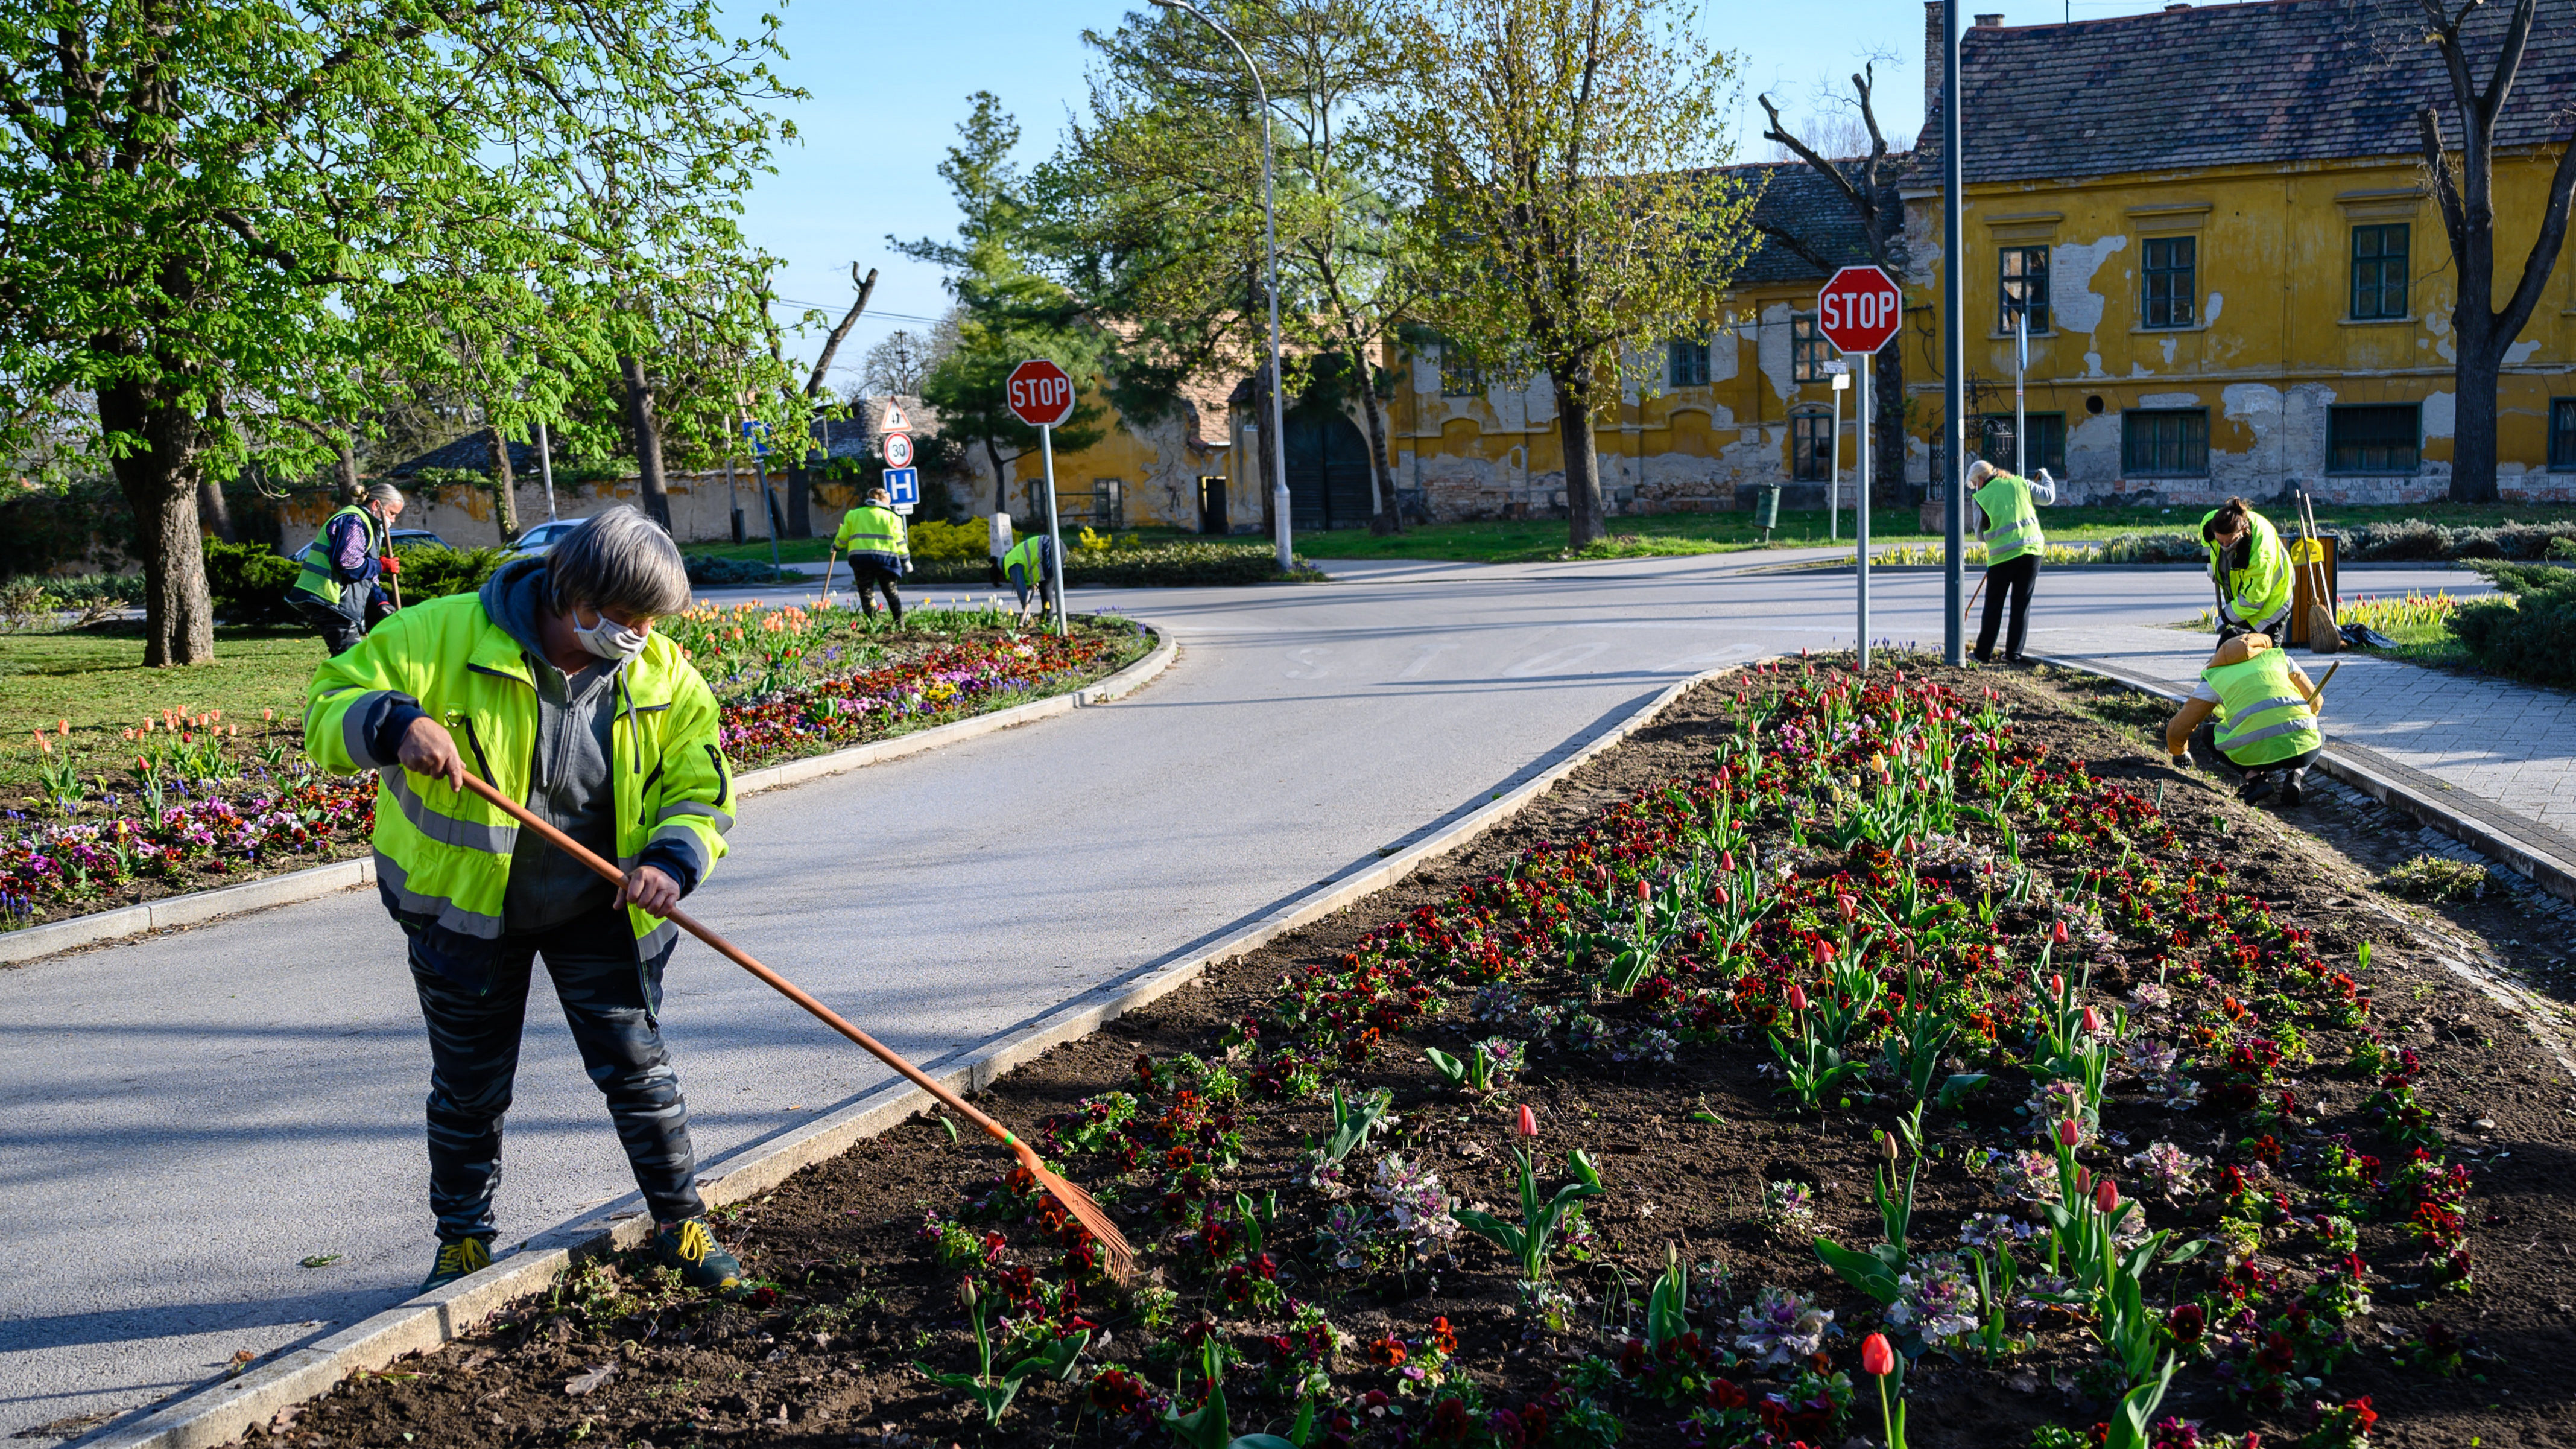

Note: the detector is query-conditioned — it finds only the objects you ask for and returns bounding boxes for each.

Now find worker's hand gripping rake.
[454,770,1133,1279]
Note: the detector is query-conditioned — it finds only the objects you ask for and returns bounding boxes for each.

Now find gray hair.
[1965,460,2001,487]
[546,505,692,619]
[364,482,406,510]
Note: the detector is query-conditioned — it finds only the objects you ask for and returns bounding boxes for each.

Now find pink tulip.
[1786,984,1809,1013]
[1836,893,1859,923]
[2057,1118,2081,1148]
[1516,1105,1539,1139]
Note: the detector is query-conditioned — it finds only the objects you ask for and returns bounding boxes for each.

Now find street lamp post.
[1152,0,1292,574]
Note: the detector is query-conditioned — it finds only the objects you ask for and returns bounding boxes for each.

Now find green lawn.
[1,624,326,801]
[697,502,2576,568]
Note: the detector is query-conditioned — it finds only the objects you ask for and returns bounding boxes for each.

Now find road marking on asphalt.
[1283,647,1331,679]
[1501,643,1610,677]
[1396,641,1460,679]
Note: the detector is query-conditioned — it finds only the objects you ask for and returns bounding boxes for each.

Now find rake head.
[1011,1138,1135,1281]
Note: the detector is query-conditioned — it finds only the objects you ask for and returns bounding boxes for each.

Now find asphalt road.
[0,551,2470,1436]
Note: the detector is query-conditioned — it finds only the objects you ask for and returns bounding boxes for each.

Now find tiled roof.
[387,433,545,477]
[1719,160,1905,287]
[1945,0,2576,183]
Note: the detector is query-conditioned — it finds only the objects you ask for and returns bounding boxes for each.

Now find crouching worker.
[990,531,1059,620]
[2163,632,2323,807]
[303,505,741,1294]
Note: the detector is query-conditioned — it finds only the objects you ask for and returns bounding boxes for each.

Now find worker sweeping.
[2163,631,2323,807]
[993,531,1059,621]
[830,486,910,623]
[303,505,742,1295]
[2200,497,2293,640]
[288,482,405,656]
[1966,459,2055,665]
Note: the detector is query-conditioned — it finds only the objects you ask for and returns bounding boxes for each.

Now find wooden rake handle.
[453,770,1034,1163]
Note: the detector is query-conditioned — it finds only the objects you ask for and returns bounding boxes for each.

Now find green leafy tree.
[1376,0,1759,548]
[902,95,1106,518]
[0,2,793,664]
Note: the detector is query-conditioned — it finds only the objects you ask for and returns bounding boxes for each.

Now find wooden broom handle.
[453,770,1027,1155]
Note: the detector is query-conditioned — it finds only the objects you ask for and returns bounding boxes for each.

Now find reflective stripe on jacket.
[1003,534,1054,579]
[2202,509,2292,626]
[1974,474,2045,564]
[293,506,384,607]
[2203,647,2321,767]
[832,504,910,566]
[302,590,733,956]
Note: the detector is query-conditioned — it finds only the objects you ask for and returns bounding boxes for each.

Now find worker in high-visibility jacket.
[993,531,1059,619]
[831,486,910,622]
[2200,498,2293,639]
[2163,632,2324,807]
[304,505,742,1295]
[288,483,405,655]
[1967,458,2056,665]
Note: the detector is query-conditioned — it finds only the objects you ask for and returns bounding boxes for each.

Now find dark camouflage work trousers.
[407,907,703,1240]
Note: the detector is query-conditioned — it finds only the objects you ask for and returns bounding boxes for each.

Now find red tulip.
[2081,1006,2103,1035]
[1861,1333,1896,1377]
[1720,851,1736,873]
[2095,1179,2120,1213]
[1636,878,1652,902]
[1836,893,1859,923]
[2048,974,2065,998]
[2076,1165,2092,1197]
[1515,1105,1539,1139]
[2057,1118,2081,1148]
[2052,921,2071,945]
[1786,984,1809,1012]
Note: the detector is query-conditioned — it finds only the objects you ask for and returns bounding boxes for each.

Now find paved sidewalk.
[2036,620,2576,846]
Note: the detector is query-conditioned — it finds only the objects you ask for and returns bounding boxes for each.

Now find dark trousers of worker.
[2192,724,2320,784]
[1973,552,2041,663]
[293,594,367,656]
[408,906,702,1241]
[846,560,903,621]
[1008,563,1057,615]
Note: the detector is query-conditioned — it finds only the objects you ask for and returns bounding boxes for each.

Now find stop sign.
[1005,358,1077,428]
[1815,265,1904,355]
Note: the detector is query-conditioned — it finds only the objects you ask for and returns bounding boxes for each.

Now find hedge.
[908,537,1325,588]
[204,539,507,625]
[2446,560,2576,688]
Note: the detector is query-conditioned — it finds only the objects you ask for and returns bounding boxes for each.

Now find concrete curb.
[0,623,1175,969]
[2029,649,2576,907]
[1765,560,2468,576]
[75,660,1740,1449]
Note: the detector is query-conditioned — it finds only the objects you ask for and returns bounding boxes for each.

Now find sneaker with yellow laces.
[420,1234,494,1293]
[651,1217,742,1291]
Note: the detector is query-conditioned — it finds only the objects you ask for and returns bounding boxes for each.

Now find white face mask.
[571,606,650,662]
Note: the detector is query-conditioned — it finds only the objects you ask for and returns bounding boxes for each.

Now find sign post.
[1815,264,1905,671]
[2014,306,2029,480]
[1006,358,1078,638]
[1826,361,1850,542]
[743,418,781,579]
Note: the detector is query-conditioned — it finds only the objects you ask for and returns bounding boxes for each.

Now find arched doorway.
[1284,408,1375,532]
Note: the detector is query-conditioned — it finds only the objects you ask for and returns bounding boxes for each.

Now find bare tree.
[1759,62,1910,499]
[859,328,939,399]
[2413,0,2576,503]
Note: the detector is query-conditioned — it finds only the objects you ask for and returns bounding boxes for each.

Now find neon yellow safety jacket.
[1003,534,1054,579]
[832,504,910,566]
[1973,472,2045,564]
[293,504,387,607]
[2203,645,2321,767]
[303,591,733,960]
[2201,508,2292,628]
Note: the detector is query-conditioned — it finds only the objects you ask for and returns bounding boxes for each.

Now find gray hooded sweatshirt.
[479,557,623,933]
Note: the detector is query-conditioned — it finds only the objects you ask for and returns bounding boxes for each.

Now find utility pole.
[1942,0,1967,665]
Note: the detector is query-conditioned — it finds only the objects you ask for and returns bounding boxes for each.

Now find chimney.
[1975,11,2004,23]
[1924,1,1945,130]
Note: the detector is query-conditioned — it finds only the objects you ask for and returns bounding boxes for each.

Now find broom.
[2297,492,2340,655]
[454,769,1135,1279]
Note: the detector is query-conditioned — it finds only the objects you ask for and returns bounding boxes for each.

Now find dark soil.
[263,659,2576,1449]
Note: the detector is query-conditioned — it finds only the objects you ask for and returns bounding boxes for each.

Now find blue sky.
[745,0,2184,385]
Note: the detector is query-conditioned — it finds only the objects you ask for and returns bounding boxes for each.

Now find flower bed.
[261,659,2575,1449]
[1,608,1147,934]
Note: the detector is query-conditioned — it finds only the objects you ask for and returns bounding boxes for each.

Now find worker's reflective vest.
[2202,509,2292,627]
[302,591,733,959]
[1974,473,2045,564]
[833,504,910,567]
[293,505,385,607]
[1004,534,1054,580]
[2203,647,2321,767]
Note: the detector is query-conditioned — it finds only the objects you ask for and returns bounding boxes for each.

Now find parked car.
[290,527,454,564]
[503,519,582,558]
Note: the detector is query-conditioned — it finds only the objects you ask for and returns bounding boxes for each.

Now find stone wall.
[271,471,868,553]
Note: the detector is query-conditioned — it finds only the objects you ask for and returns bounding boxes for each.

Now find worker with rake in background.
[1966,458,2055,665]
[305,506,744,1295]
[288,482,405,655]
[2163,631,2324,807]
[2200,496,2293,641]
[831,485,910,622]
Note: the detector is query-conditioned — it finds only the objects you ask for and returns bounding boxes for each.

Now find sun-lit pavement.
[0,551,2489,1439]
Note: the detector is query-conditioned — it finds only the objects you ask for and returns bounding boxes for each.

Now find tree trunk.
[196,477,235,543]
[1359,381,1404,535]
[485,425,521,541]
[2451,334,2502,504]
[97,381,216,666]
[335,434,363,503]
[787,463,812,538]
[985,437,1010,515]
[1551,363,1604,548]
[1873,341,1907,509]
[619,354,672,528]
